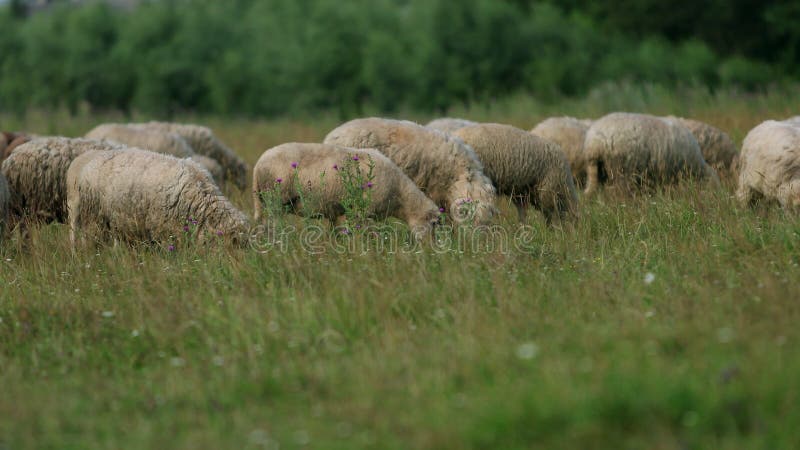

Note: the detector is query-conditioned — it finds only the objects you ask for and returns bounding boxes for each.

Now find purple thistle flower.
[183,225,190,232]
[216,230,223,236]
[191,219,198,225]
[341,228,350,235]
[168,245,175,252]
[352,155,359,161]
[366,182,374,189]
[291,161,298,169]
[439,207,445,213]
[355,224,362,230]
[332,164,339,171]
[276,178,283,184]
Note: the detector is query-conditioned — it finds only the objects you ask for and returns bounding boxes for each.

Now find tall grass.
[1,88,799,449]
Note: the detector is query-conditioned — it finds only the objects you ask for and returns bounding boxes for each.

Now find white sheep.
[253,143,442,238]
[85,123,225,182]
[0,171,9,236]
[452,123,579,223]
[67,149,250,246]
[323,118,497,224]
[736,120,800,209]
[132,122,248,189]
[1,137,125,223]
[530,117,593,187]
[426,118,478,134]
[665,116,739,179]
[583,112,719,195]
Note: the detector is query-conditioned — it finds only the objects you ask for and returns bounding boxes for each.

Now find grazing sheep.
[583,112,719,195]
[736,120,800,209]
[783,116,800,127]
[67,149,250,246]
[452,123,579,223]
[426,118,478,134]
[530,117,592,187]
[665,117,739,178]
[85,123,225,182]
[1,138,125,223]
[253,143,442,238]
[1,132,33,162]
[0,171,8,236]
[324,118,497,224]
[133,122,248,189]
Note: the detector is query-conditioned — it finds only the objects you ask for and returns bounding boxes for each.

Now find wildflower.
[168,245,175,252]
[644,272,655,284]
[216,230,223,236]
[191,219,198,225]
[332,164,339,171]
[515,342,539,360]
[183,225,190,232]
[291,161,298,169]
[276,178,283,184]
[341,228,350,235]
[352,155,359,161]
[439,207,445,213]
[366,182,373,189]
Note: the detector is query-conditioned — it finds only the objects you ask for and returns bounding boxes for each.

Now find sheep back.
[583,112,718,194]
[453,123,579,222]
[86,124,194,158]
[530,117,592,187]
[426,118,478,134]
[67,149,250,244]
[134,122,248,189]
[736,120,800,209]
[323,117,496,224]
[1,137,125,223]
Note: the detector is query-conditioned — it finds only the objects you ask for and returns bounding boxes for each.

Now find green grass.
[2,87,800,449]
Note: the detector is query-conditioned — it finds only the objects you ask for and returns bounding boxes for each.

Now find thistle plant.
[336,154,376,232]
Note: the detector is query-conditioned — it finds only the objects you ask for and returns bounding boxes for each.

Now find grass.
[2,86,800,449]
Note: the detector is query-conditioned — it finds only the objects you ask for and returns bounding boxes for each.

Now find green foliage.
[335,154,376,231]
[0,0,795,116]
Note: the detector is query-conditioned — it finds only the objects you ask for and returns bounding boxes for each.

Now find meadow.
[1,86,799,449]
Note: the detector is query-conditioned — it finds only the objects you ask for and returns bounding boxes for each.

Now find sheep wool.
[1,132,33,162]
[253,143,442,238]
[86,123,226,182]
[583,112,719,195]
[426,118,478,134]
[133,122,249,189]
[736,120,800,209]
[530,117,592,187]
[453,123,579,223]
[324,118,497,224]
[67,149,250,245]
[1,137,125,223]
[0,171,9,236]
[86,123,194,157]
[666,116,739,178]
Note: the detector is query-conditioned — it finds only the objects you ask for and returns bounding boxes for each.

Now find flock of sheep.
[0,111,798,247]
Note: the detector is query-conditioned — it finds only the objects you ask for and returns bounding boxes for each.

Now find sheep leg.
[253,190,263,222]
[584,160,600,196]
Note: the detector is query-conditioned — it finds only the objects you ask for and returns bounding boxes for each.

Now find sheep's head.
[448,174,497,226]
[408,205,442,242]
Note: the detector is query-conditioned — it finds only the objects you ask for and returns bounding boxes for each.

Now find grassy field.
[1,86,799,449]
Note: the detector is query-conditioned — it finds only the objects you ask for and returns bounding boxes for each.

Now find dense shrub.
[0,0,791,116]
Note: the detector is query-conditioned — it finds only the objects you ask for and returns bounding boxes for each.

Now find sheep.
[67,149,250,246]
[1,132,33,162]
[736,120,800,209]
[665,116,739,179]
[85,123,225,182]
[452,123,579,223]
[0,171,9,237]
[426,118,478,134]
[323,118,497,225]
[530,117,592,187]
[1,137,126,223]
[253,143,442,239]
[783,116,800,127]
[583,112,719,195]
[132,122,248,189]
